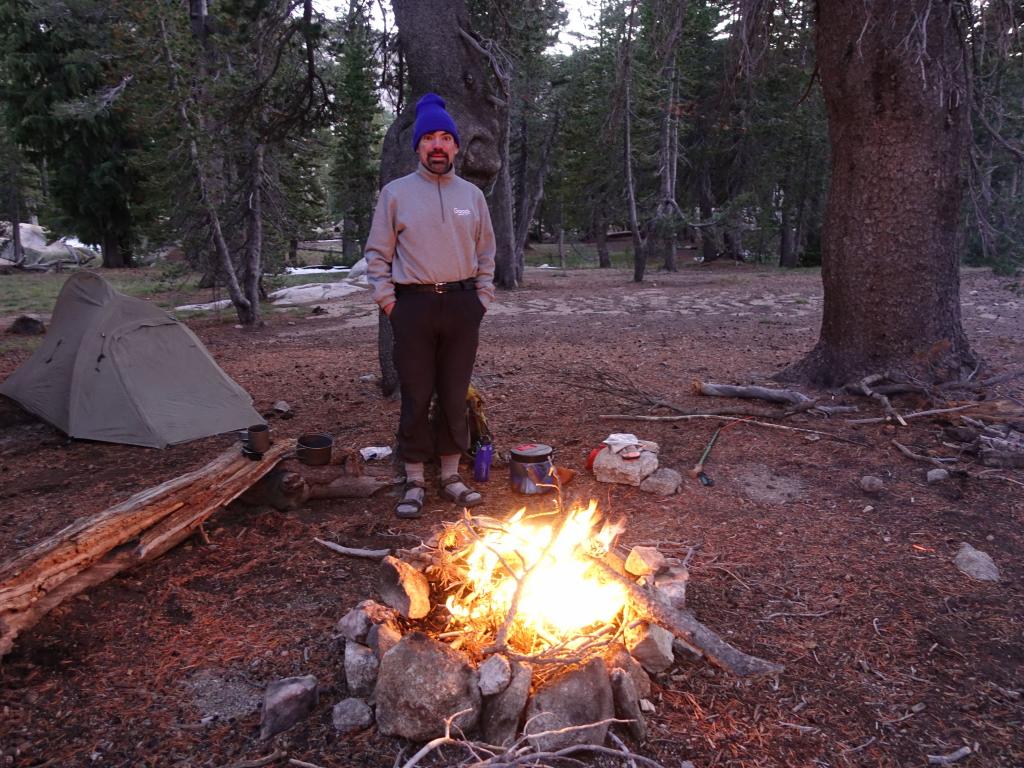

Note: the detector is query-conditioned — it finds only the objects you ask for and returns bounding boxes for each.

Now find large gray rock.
[926,468,950,484]
[610,667,646,742]
[524,658,614,751]
[379,556,431,619]
[640,468,682,496]
[375,632,481,741]
[478,654,512,696]
[592,447,659,486]
[481,660,532,746]
[344,641,379,697]
[626,622,675,674]
[603,644,651,699]
[332,698,374,735]
[259,675,319,740]
[954,543,1000,582]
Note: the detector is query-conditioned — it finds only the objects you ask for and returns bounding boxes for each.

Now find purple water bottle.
[473,437,494,482]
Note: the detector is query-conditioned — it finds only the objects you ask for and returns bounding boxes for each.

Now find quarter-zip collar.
[417,162,456,222]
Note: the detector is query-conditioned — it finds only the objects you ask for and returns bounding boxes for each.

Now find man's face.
[417,130,458,174]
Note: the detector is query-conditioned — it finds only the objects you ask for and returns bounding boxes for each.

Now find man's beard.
[426,153,451,172]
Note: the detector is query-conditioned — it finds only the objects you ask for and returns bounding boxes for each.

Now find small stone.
[375,632,481,741]
[625,546,668,577]
[344,642,379,697]
[7,314,45,335]
[378,555,431,619]
[639,468,682,496]
[626,622,675,674]
[367,621,403,660]
[926,468,950,484]
[639,698,657,714]
[259,675,318,740]
[481,660,532,746]
[358,373,378,382]
[859,475,884,493]
[653,566,689,610]
[478,654,512,696]
[273,400,292,414]
[524,658,614,752]
[954,542,1000,582]
[331,698,374,735]
[610,667,646,742]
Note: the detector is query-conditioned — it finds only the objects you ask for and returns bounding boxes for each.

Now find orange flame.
[445,500,627,647]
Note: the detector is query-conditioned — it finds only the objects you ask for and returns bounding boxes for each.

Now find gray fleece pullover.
[365,163,496,311]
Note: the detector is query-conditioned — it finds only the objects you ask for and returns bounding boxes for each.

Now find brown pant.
[389,289,485,463]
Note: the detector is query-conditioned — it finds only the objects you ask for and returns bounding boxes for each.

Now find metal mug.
[247,424,271,453]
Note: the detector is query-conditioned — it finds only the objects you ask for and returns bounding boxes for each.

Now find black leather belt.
[395,279,475,294]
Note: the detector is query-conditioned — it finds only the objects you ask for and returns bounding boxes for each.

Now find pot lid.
[511,443,553,460]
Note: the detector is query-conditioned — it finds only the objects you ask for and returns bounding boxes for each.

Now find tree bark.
[594,204,611,268]
[101,231,129,268]
[785,0,974,385]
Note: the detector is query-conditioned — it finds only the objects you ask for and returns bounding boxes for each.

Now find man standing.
[366,93,496,518]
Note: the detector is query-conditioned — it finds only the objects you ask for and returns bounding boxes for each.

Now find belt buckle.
[433,283,445,294]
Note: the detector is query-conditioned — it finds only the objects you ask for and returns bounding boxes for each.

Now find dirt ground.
[1,264,1022,768]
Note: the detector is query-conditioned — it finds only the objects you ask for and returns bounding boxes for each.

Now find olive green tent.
[0,272,262,448]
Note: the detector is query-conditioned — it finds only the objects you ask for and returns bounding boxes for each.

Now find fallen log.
[692,379,812,407]
[0,442,291,658]
[589,556,784,678]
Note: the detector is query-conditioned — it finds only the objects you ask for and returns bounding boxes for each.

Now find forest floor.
[1,263,1022,768]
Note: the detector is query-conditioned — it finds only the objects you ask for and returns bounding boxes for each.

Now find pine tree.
[0,0,141,267]
[329,0,384,262]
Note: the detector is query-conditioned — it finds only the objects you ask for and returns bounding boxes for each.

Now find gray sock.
[440,454,460,479]
[405,462,425,484]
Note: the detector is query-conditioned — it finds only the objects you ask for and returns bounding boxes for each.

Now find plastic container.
[509,443,555,494]
[473,437,494,482]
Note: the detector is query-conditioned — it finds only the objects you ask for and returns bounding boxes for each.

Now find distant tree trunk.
[241,141,265,327]
[594,204,611,268]
[378,308,399,397]
[101,231,130,268]
[287,237,298,266]
[698,162,717,262]
[512,112,560,280]
[784,0,973,385]
[558,226,565,269]
[779,205,798,267]
[10,197,24,265]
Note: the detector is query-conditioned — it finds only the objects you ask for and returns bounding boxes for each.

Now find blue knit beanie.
[411,93,460,150]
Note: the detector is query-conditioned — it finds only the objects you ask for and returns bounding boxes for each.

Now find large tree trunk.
[785,0,973,385]
[491,110,517,288]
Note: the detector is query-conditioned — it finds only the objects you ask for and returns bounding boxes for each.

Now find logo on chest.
[453,208,472,217]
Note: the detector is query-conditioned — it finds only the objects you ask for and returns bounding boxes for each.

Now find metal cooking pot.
[297,433,333,466]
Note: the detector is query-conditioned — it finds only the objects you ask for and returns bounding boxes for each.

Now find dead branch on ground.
[599,413,868,446]
[0,443,291,659]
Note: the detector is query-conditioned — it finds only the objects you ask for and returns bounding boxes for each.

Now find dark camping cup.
[248,424,271,452]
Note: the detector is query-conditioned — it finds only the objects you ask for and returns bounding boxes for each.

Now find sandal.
[440,474,483,508]
[395,480,426,519]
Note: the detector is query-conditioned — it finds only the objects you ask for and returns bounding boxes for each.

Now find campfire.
[325,494,784,758]
[442,501,628,654]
